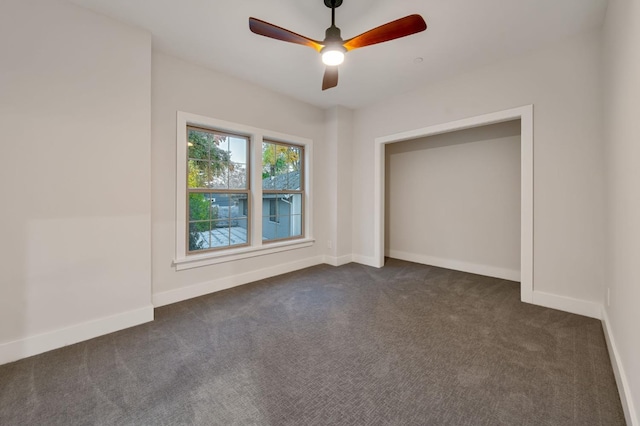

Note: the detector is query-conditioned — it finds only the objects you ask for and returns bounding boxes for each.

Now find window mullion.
[252,133,264,248]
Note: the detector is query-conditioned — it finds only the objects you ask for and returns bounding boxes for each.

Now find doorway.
[373,106,533,303]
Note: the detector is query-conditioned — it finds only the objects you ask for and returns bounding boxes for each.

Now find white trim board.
[0,306,154,366]
[323,254,353,267]
[387,250,520,282]
[383,251,601,320]
[351,254,380,268]
[154,256,324,307]
[602,309,639,426]
[530,291,601,319]
[156,253,382,308]
[373,105,534,304]
[174,239,315,271]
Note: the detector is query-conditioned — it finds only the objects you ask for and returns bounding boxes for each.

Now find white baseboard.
[387,250,521,282]
[351,254,380,268]
[0,305,154,366]
[153,256,324,307]
[323,254,353,267]
[602,308,638,426]
[531,291,602,319]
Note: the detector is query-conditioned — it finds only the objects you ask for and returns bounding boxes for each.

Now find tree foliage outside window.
[262,143,300,179]
[188,129,231,186]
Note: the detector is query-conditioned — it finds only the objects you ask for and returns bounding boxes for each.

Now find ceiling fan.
[249,0,427,91]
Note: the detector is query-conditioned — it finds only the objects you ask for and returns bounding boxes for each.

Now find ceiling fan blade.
[249,17,324,52]
[343,14,427,51]
[322,66,338,91]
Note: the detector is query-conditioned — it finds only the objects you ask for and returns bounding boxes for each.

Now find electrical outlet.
[327,240,333,249]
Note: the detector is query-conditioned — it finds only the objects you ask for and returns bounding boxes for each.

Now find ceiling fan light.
[322,49,345,66]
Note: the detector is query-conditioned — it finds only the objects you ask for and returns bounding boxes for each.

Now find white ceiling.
[68,0,609,109]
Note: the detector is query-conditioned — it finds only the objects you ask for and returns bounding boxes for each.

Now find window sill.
[173,238,315,271]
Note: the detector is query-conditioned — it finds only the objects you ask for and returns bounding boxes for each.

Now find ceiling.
[67,0,609,109]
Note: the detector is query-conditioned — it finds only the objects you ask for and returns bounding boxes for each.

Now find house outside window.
[268,199,279,223]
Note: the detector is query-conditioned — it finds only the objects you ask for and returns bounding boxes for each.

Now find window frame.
[185,125,251,255]
[174,111,314,271]
[262,140,305,244]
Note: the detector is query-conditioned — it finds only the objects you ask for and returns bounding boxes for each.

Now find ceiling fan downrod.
[324,0,342,42]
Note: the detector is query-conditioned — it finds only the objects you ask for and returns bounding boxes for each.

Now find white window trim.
[174,111,314,270]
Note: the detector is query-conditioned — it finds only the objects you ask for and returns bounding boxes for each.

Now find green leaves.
[188,129,232,188]
[262,142,300,180]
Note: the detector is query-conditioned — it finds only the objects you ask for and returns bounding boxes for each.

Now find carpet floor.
[0,259,626,425]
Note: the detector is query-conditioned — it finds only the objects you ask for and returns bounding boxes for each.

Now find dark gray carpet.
[0,259,625,425]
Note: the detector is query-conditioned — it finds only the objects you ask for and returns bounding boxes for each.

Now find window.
[268,199,279,223]
[262,141,304,242]
[175,112,313,270]
[187,126,249,253]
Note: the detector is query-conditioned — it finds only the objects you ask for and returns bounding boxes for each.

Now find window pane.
[189,222,210,251]
[231,219,248,245]
[208,164,228,189]
[289,215,302,237]
[229,163,247,189]
[209,193,230,220]
[229,193,248,221]
[188,160,209,189]
[269,198,277,217]
[213,136,228,157]
[287,146,302,190]
[209,219,247,248]
[189,193,211,221]
[288,194,302,215]
[262,142,276,186]
[188,192,248,252]
[210,220,230,248]
[262,142,291,190]
[262,163,273,183]
[188,128,232,163]
[262,194,276,241]
[262,196,276,217]
[262,193,302,241]
[188,129,211,160]
[262,142,302,190]
[229,137,247,163]
[271,147,289,190]
[288,173,301,191]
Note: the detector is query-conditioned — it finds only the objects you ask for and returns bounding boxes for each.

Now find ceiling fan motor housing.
[324,25,343,43]
[324,0,343,8]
